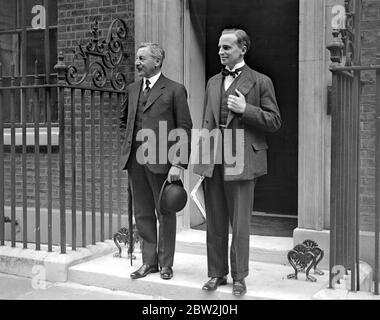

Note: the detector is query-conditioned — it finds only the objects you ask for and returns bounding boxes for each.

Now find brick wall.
[3,150,60,209]
[3,0,135,222]
[359,0,380,231]
[58,0,134,215]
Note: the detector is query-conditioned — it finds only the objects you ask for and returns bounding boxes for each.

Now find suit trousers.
[127,148,176,267]
[204,164,255,280]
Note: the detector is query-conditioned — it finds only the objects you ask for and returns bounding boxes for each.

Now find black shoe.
[232,279,247,296]
[160,267,173,280]
[202,276,227,291]
[130,264,159,279]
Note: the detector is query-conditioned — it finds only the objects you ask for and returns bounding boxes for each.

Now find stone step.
[175,229,293,265]
[68,250,330,300]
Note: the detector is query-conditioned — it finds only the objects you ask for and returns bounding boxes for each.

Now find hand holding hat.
[158,178,188,215]
[167,165,182,183]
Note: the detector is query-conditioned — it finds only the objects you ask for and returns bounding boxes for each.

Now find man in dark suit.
[120,43,192,280]
[193,28,281,296]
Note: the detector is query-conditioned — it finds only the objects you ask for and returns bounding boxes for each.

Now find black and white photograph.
[0,0,379,312]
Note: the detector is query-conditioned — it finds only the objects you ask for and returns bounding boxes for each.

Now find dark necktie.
[221,67,243,78]
[143,79,151,96]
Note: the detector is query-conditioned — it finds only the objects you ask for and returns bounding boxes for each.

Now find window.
[0,0,58,124]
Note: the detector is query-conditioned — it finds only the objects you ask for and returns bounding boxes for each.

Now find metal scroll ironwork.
[326,0,360,67]
[341,0,356,66]
[113,226,140,259]
[287,240,325,282]
[66,18,128,90]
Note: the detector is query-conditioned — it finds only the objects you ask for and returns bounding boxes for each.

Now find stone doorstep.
[67,249,375,300]
[0,229,294,285]
[176,229,293,265]
[0,240,116,283]
[1,228,376,300]
[66,230,329,301]
[68,251,331,300]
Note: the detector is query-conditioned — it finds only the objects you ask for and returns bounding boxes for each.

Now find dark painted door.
[206,0,299,215]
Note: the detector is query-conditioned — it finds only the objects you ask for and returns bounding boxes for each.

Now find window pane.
[49,29,57,73]
[26,30,44,75]
[48,0,58,26]
[25,29,57,75]
[0,0,17,30]
[1,0,58,125]
[0,77,21,123]
[0,33,20,76]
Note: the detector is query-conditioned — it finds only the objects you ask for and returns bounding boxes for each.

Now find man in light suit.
[120,43,192,280]
[193,28,281,296]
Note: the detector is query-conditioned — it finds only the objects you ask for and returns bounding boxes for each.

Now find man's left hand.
[227,89,246,114]
[167,166,183,183]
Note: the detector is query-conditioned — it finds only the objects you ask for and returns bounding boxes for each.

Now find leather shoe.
[130,264,158,279]
[232,279,247,296]
[160,267,173,280]
[202,276,227,291]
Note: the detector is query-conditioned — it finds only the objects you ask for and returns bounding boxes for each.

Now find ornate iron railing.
[0,19,129,254]
[66,19,128,90]
[327,0,380,294]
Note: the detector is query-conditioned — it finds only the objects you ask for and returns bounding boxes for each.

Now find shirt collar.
[226,60,245,72]
[144,72,161,88]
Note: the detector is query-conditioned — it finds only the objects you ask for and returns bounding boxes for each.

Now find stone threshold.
[0,240,116,282]
[0,229,294,285]
[68,251,330,300]
[176,229,293,265]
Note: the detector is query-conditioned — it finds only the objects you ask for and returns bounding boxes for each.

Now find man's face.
[135,47,160,78]
[218,33,246,68]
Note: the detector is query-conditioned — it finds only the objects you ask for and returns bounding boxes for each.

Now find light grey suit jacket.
[193,65,281,181]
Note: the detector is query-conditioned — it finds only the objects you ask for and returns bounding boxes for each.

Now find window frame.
[0,0,58,145]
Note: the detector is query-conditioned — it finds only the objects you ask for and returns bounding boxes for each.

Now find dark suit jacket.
[120,74,193,173]
[193,65,281,181]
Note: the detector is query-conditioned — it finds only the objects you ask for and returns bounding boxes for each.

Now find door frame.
[135,0,331,232]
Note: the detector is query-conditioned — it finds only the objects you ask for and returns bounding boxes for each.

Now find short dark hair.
[221,28,251,52]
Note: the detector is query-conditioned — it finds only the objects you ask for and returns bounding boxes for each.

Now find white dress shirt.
[144,71,161,89]
[224,61,245,90]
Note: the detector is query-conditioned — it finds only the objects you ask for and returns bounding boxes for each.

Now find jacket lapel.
[128,79,142,120]
[225,66,257,127]
[209,74,223,124]
[143,74,165,112]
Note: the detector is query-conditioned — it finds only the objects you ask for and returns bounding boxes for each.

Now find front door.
[205,0,299,216]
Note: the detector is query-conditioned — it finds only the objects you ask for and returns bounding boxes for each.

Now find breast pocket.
[251,142,268,151]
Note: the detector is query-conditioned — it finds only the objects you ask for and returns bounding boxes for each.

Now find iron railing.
[327,0,380,294]
[375,49,380,295]
[0,19,129,254]
[329,65,361,292]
